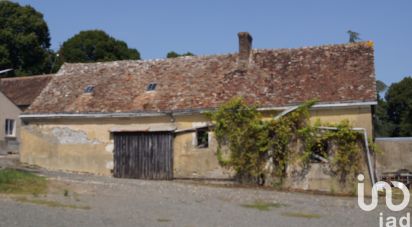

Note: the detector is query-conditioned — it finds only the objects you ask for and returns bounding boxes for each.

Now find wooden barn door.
[113,132,173,180]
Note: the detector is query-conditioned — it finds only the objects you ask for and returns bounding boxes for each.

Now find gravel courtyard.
[0,156,409,227]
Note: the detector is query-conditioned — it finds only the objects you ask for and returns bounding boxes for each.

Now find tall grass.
[0,169,47,195]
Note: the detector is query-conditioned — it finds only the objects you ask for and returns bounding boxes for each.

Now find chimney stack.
[238,32,253,69]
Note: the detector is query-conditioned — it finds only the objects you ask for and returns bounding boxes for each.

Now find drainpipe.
[274,106,299,120]
[275,107,376,185]
[318,126,376,185]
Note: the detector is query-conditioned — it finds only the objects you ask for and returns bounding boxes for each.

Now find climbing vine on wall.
[265,100,317,178]
[319,121,364,183]
[208,97,369,185]
[207,97,267,180]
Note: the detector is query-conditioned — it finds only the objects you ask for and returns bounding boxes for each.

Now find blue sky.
[15,0,412,86]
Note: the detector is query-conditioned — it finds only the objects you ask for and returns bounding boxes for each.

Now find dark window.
[196,129,209,148]
[5,119,15,136]
[84,85,94,93]
[147,83,157,91]
[310,139,329,163]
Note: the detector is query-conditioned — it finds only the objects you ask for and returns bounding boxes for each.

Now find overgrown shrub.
[208,97,369,185]
[208,97,267,181]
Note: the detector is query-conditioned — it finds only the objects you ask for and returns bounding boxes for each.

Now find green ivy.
[208,97,267,180]
[319,120,363,183]
[208,97,371,185]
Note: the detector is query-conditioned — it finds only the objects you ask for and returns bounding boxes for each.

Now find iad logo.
[357,174,410,227]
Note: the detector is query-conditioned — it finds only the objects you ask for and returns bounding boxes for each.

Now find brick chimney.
[238,32,253,69]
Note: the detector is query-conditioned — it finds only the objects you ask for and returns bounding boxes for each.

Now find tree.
[59,30,140,63]
[385,77,412,136]
[347,30,361,43]
[166,51,194,58]
[374,80,394,137]
[376,80,387,93]
[0,1,52,76]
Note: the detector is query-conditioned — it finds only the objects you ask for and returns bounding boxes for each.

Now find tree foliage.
[376,80,387,93]
[347,30,361,43]
[59,30,140,63]
[166,51,194,58]
[384,76,412,136]
[374,80,394,137]
[0,1,52,76]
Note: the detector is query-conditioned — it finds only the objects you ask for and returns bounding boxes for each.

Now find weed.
[281,212,321,219]
[240,200,284,211]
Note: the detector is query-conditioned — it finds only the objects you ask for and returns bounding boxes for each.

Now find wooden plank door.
[113,131,173,180]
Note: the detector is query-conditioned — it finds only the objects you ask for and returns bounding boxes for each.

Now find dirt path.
[0,155,409,227]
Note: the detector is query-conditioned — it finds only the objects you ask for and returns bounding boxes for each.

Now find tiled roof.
[26,42,376,114]
[0,75,53,107]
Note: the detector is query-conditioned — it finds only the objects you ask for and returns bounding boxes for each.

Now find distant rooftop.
[0,75,53,108]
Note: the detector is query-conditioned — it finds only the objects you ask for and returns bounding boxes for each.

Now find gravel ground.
[0,155,410,227]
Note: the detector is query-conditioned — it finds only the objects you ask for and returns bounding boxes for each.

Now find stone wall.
[375,137,412,177]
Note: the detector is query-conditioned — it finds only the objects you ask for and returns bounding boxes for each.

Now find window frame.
[84,85,94,93]
[5,119,16,137]
[146,83,157,91]
[195,128,209,149]
[310,139,329,163]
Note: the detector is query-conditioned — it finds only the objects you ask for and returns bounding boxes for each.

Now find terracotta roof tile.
[26,42,376,114]
[0,75,53,107]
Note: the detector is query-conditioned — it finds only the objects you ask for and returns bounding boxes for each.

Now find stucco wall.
[305,106,373,194]
[20,115,233,177]
[375,138,412,177]
[310,106,373,137]
[172,116,233,179]
[20,106,373,187]
[283,153,373,195]
[0,91,21,154]
[21,116,171,175]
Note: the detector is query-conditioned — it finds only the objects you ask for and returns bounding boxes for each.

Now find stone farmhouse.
[19,33,376,192]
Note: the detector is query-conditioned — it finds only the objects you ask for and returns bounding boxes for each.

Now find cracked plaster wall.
[20,108,373,182]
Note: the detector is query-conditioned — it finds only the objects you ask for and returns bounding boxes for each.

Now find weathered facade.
[375,138,412,177]
[20,33,377,193]
[0,91,21,154]
[0,75,52,154]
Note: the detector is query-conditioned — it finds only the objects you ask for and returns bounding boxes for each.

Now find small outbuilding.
[0,75,52,154]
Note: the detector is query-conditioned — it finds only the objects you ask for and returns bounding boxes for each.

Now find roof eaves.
[20,100,377,121]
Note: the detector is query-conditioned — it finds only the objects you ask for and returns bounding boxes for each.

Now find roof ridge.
[60,52,236,67]
[254,41,373,53]
[59,41,373,68]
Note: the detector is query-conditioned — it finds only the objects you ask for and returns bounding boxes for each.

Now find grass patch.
[240,201,284,211]
[281,212,321,219]
[0,169,47,195]
[15,197,90,210]
[157,218,171,222]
